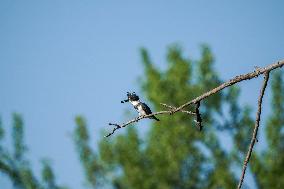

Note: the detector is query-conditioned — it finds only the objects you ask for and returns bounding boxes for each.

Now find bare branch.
[173,60,283,113]
[105,111,170,137]
[105,60,283,137]
[237,71,270,189]
[160,103,196,115]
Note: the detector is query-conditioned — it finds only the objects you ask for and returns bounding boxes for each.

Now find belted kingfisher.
[121,92,160,121]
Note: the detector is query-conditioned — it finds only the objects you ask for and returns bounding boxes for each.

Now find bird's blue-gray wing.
[141,103,152,115]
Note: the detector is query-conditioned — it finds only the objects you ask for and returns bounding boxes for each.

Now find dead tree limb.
[172,60,283,113]
[237,71,270,189]
[105,60,283,137]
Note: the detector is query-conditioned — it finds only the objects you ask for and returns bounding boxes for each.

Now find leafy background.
[1,1,284,189]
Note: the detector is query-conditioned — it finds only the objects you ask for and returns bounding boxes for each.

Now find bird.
[121,92,160,121]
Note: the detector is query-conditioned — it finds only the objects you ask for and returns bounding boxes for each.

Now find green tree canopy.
[1,45,283,189]
[74,45,263,189]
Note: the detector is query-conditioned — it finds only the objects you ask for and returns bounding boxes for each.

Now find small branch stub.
[194,101,202,131]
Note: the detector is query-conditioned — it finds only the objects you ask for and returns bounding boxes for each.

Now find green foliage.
[73,116,104,188]
[92,46,284,189]
[41,160,57,189]
[1,45,284,189]
[71,45,284,189]
[12,114,26,161]
[94,45,240,189]
[0,114,66,189]
[0,117,4,140]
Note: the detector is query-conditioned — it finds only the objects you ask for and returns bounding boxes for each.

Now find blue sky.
[0,1,284,188]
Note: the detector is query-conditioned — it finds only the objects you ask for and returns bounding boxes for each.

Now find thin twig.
[105,111,170,137]
[160,103,196,115]
[237,71,270,189]
[105,60,283,138]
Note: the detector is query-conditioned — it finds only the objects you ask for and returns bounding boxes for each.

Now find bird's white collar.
[130,100,140,106]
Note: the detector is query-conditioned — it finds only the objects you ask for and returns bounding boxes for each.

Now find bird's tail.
[151,115,160,121]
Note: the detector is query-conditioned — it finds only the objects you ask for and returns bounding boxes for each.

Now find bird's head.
[121,92,139,103]
[127,92,139,101]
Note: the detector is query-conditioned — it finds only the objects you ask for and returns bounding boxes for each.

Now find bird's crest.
[127,92,139,101]
[121,92,139,103]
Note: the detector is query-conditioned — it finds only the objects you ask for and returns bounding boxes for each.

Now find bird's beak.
[121,99,129,103]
